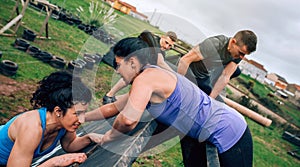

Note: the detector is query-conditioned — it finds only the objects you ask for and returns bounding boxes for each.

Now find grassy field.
[0,0,299,166]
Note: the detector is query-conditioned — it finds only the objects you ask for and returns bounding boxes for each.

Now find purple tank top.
[146,66,247,153]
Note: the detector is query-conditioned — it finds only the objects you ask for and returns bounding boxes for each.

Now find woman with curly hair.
[0,71,101,167]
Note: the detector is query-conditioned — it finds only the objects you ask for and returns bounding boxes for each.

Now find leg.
[219,127,253,167]
[180,136,207,167]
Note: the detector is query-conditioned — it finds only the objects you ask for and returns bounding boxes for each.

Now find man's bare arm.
[177,45,203,75]
[209,62,238,98]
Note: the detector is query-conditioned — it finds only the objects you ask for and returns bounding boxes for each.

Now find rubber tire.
[83,56,95,70]
[74,59,86,68]
[0,60,18,76]
[22,29,36,42]
[67,60,83,74]
[27,46,41,56]
[14,38,30,51]
[37,51,53,62]
[49,56,66,69]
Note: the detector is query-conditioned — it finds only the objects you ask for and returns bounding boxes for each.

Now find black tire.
[74,59,86,68]
[22,29,36,42]
[84,25,93,35]
[49,56,66,69]
[94,53,103,63]
[67,60,83,74]
[78,24,86,31]
[67,15,82,25]
[14,38,30,51]
[83,56,95,70]
[37,51,53,62]
[0,60,18,76]
[27,46,41,56]
[84,53,102,64]
[83,53,95,60]
[58,12,67,21]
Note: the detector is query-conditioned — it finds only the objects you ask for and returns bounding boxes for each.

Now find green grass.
[133,118,300,167]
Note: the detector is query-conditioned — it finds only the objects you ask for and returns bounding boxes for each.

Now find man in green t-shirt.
[178,30,257,101]
[177,30,257,166]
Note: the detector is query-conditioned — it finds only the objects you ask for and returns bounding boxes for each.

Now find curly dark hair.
[30,71,92,115]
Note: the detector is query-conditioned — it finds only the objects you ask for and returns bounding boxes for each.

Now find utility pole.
[149,8,156,25]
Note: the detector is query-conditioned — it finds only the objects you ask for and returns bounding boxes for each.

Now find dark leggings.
[219,126,253,167]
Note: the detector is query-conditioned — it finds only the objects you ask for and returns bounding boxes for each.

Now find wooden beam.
[0,14,23,34]
[222,96,272,127]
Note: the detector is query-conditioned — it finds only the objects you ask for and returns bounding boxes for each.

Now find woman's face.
[115,56,138,84]
[60,103,88,132]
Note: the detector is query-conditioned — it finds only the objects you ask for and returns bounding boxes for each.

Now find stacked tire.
[22,29,36,42]
[27,46,41,57]
[67,60,84,75]
[0,60,18,76]
[36,51,53,63]
[49,56,67,69]
[14,38,30,52]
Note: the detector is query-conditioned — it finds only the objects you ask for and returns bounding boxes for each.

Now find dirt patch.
[0,74,37,124]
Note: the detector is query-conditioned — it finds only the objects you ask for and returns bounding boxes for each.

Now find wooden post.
[222,96,272,127]
[13,0,30,33]
[9,0,20,20]
[39,6,53,36]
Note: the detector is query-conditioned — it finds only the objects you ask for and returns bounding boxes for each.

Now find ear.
[54,106,62,117]
[231,38,237,44]
[129,57,137,68]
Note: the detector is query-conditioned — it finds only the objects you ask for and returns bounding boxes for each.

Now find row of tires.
[0,38,103,76]
[29,2,82,26]
[29,1,116,45]
[77,24,116,45]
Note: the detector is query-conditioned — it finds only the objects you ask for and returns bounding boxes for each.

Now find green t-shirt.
[189,35,241,80]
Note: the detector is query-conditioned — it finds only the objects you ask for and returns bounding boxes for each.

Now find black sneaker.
[103,95,116,105]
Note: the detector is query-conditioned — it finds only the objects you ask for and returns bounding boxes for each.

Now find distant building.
[296,85,300,100]
[239,58,267,83]
[286,84,300,106]
[287,84,300,99]
[106,0,148,21]
[265,73,288,90]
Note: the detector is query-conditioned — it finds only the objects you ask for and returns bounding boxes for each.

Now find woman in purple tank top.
[86,37,253,167]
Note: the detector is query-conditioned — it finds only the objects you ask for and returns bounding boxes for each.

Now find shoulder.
[10,110,43,140]
[132,68,163,86]
[202,35,228,44]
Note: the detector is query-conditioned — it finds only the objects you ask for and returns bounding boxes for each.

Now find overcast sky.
[123,0,300,85]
